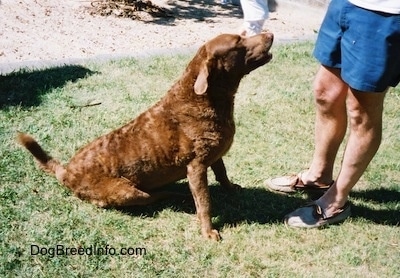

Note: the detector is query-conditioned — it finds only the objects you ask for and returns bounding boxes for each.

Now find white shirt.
[349,0,400,14]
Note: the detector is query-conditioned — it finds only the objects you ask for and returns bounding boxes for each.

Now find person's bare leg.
[316,88,386,215]
[301,65,348,185]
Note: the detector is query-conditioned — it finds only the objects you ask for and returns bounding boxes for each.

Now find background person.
[239,0,269,36]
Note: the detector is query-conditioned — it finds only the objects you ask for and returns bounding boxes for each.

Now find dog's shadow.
[119,183,400,227]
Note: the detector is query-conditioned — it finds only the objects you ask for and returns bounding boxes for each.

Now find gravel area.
[0,0,326,74]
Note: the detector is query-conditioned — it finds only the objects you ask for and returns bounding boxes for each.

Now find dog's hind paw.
[204,229,221,241]
[222,182,242,192]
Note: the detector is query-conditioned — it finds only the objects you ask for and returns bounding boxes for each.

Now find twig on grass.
[70,102,102,109]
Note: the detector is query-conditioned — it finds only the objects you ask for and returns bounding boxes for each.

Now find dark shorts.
[313,0,400,92]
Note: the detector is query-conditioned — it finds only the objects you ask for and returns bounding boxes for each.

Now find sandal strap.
[291,172,333,190]
[306,202,350,220]
[304,202,325,219]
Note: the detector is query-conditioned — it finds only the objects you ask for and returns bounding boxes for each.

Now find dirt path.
[0,0,325,74]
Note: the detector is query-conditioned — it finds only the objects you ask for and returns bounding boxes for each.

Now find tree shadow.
[138,0,277,25]
[0,65,96,109]
[167,0,242,21]
[93,0,244,26]
[119,183,400,227]
[89,0,282,25]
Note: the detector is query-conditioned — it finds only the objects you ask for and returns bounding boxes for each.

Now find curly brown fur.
[18,32,273,241]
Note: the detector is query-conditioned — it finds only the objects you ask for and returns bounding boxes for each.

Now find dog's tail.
[17,132,67,183]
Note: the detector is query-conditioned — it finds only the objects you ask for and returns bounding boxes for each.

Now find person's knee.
[346,104,365,129]
[313,66,347,112]
[346,91,384,132]
[347,104,383,147]
[313,80,345,113]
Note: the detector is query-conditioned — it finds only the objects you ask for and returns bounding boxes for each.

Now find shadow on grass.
[119,184,312,228]
[0,65,95,109]
[350,188,400,226]
[120,184,400,227]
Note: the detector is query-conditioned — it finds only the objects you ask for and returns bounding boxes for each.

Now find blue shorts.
[313,0,400,92]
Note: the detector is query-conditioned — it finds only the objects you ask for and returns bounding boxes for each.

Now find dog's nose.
[264,32,274,42]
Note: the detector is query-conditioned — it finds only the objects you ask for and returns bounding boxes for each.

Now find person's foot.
[284,202,351,228]
[265,171,333,193]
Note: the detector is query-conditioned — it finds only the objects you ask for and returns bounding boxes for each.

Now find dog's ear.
[194,63,209,95]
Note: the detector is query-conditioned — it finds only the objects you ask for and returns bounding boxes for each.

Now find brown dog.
[17,33,273,240]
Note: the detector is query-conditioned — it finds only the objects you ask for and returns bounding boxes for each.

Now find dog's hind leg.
[78,177,175,208]
[211,158,241,191]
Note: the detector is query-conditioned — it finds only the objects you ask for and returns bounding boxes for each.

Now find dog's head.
[193,33,274,95]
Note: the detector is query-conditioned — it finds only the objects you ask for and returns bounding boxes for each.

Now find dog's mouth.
[257,51,273,65]
[245,50,273,74]
[265,52,273,63]
[244,32,274,73]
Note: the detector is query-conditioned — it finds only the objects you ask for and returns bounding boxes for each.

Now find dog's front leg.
[187,162,221,241]
[211,158,241,191]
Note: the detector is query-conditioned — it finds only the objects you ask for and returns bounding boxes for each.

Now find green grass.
[1,42,399,277]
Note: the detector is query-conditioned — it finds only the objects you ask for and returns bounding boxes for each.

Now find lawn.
[1,42,399,277]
